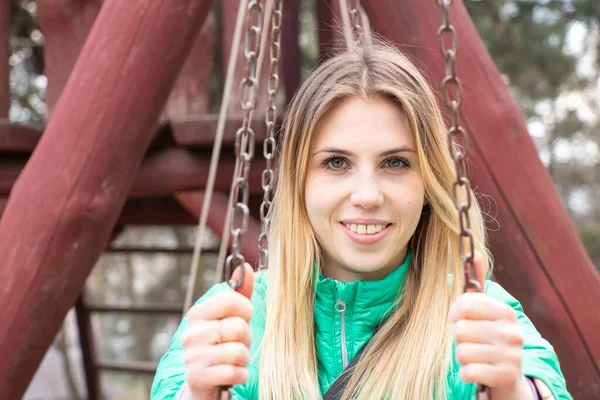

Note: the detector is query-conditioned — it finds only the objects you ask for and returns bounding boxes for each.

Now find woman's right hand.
[182,263,255,399]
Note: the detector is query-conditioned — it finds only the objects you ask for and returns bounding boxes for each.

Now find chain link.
[346,0,363,44]
[220,1,264,397]
[434,0,490,398]
[257,0,283,270]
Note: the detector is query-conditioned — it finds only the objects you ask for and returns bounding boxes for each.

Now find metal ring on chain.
[438,25,457,56]
[261,171,273,193]
[346,0,363,45]
[235,127,256,161]
[263,137,276,159]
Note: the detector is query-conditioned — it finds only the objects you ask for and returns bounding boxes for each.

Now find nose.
[349,174,384,209]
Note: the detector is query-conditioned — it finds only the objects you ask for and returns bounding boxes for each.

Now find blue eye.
[324,156,348,170]
[384,157,410,170]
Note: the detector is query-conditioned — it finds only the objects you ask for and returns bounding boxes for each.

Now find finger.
[186,364,249,391]
[455,342,521,366]
[189,290,253,322]
[184,342,250,368]
[231,262,255,300]
[534,378,555,400]
[454,319,524,347]
[459,363,521,388]
[182,317,252,348]
[450,293,517,323]
[182,320,219,348]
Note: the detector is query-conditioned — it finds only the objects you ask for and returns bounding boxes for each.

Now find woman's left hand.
[449,251,535,400]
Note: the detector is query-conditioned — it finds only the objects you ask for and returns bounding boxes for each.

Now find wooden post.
[0,0,10,117]
[282,0,300,104]
[36,0,104,116]
[162,11,216,119]
[74,227,123,400]
[362,0,600,397]
[316,0,345,62]
[74,294,100,400]
[0,0,215,397]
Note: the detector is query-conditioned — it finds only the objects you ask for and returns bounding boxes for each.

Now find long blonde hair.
[258,39,490,400]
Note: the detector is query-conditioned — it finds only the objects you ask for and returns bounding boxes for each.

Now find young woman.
[151,40,571,399]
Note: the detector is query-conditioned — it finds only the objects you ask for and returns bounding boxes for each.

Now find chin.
[341,254,394,274]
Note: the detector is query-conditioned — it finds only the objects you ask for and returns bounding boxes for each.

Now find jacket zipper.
[335,298,348,369]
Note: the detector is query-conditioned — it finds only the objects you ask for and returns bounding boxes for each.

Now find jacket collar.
[314,250,412,330]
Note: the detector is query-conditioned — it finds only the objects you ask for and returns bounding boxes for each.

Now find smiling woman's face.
[304,96,426,281]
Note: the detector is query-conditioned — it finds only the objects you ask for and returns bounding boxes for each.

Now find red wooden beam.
[0,196,198,225]
[170,115,267,147]
[129,148,266,198]
[0,148,268,197]
[0,0,215,397]
[0,156,26,194]
[0,120,43,153]
[0,0,9,117]
[362,1,600,397]
[116,198,198,226]
[0,116,267,152]
[174,190,261,267]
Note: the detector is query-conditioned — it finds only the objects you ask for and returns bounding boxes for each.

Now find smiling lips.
[339,220,392,245]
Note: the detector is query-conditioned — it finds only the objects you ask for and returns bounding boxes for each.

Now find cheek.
[304,176,324,226]
[304,176,340,228]
[394,200,423,224]
[389,179,425,222]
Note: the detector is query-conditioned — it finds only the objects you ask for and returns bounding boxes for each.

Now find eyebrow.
[312,146,416,157]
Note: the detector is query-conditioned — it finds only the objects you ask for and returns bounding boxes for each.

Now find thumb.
[467,250,487,293]
[231,262,255,300]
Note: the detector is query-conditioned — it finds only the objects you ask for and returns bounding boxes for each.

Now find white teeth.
[344,223,385,235]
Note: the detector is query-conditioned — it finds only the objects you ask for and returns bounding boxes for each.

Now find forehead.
[311,96,413,151]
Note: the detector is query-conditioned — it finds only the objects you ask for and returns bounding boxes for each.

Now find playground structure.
[0,0,599,398]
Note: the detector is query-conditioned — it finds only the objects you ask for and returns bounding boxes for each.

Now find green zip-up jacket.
[151,254,572,399]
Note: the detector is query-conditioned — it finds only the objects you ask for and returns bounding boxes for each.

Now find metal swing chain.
[226,0,263,290]
[257,0,284,270]
[347,0,363,44]
[218,1,264,396]
[434,0,490,398]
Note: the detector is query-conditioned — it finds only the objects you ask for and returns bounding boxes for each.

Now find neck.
[321,248,409,282]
